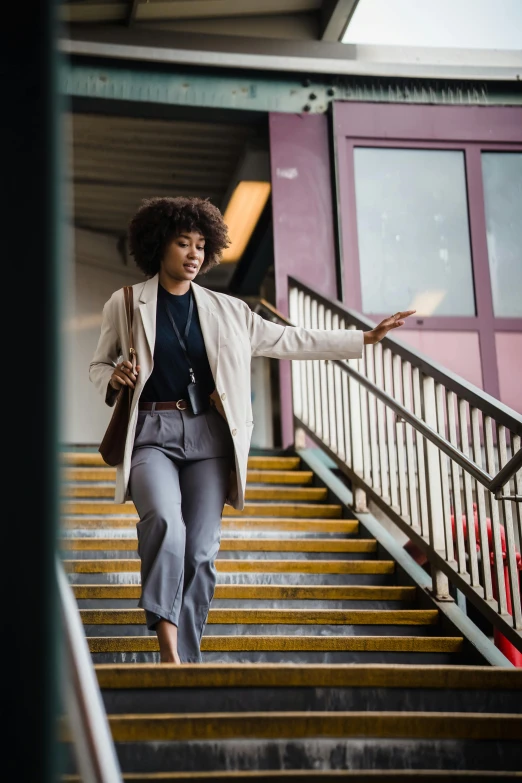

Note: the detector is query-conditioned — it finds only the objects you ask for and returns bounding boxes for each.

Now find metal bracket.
[426,587,455,603]
[495,492,522,503]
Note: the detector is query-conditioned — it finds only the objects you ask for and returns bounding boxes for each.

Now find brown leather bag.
[99,286,137,466]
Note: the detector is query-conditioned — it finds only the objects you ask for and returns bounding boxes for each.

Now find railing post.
[422,376,451,600]
[294,426,306,450]
[257,285,522,651]
[348,327,367,512]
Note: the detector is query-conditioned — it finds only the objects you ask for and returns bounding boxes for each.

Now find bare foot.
[156,618,181,664]
[160,651,182,665]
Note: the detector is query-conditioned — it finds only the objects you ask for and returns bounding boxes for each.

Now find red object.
[403,538,428,566]
[450,504,522,667]
[403,505,522,666]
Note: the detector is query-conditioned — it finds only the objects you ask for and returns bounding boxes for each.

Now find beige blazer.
[89,274,364,509]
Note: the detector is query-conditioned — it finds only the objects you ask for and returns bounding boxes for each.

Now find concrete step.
[82,609,437,624]
[94,663,522,716]
[89,652,467,665]
[60,516,359,535]
[67,571,396,587]
[73,584,416,601]
[63,710,520,743]
[80,608,437,628]
[61,537,377,552]
[64,559,395,575]
[61,449,520,779]
[60,709,522,774]
[61,517,358,535]
[64,468,314,485]
[65,551,375,562]
[68,739,522,777]
[62,453,302,470]
[81,608,440,640]
[62,771,522,782]
[63,485,329,502]
[62,502,343,518]
[60,539,378,561]
[73,584,416,611]
[88,636,463,660]
[86,626,440,640]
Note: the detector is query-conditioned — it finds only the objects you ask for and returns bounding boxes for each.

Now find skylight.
[343,0,522,50]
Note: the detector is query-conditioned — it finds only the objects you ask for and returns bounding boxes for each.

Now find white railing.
[257,278,522,654]
[57,557,122,782]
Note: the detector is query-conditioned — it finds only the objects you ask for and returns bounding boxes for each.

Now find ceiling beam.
[62,26,522,82]
[320,0,360,42]
[137,0,320,21]
[63,0,320,24]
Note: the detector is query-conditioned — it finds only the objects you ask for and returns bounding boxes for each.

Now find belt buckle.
[176,399,188,411]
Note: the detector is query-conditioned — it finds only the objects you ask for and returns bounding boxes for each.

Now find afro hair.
[128,196,230,277]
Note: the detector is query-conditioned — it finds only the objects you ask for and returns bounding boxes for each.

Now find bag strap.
[123,286,136,366]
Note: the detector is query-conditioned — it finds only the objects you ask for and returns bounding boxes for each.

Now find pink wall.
[395,330,483,390]
[269,113,338,446]
[495,333,522,414]
[333,100,522,416]
[269,108,520,448]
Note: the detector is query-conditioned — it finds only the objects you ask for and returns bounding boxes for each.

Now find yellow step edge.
[61,538,377,553]
[80,608,438,625]
[94,663,522,691]
[64,559,395,574]
[61,772,522,782]
[61,517,356,532]
[62,771,522,782]
[63,486,328,501]
[64,468,314,485]
[88,636,463,653]
[63,710,520,742]
[73,584,416,601]
[62,454,302,470]
[62,503,342,518]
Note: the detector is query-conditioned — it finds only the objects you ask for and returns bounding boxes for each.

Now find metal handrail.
[57,557,122,783]
[256,298,522,496]
[287,279,522,436]
[257,283,522,652]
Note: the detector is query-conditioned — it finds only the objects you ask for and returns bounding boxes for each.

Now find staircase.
[61,450,522,780]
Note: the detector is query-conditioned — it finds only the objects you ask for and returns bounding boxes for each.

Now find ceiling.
[65,2,359,238]
[69,112,256,237]
[62,0,356,42]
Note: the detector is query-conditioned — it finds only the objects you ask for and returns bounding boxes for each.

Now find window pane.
[353,147,476,316]
[482,152,522,318]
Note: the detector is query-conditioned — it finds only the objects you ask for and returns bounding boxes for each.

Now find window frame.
[333,102,522,399]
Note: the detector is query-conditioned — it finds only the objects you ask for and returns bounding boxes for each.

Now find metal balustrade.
[57,557,122,782]
[257,278,522,654]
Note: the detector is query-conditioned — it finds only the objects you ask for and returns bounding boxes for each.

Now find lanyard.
[162,292,196,383]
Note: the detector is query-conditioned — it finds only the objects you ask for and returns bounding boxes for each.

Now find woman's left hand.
[363,310,416,345]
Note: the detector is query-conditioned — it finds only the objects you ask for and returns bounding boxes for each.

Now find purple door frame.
[333,102,522,402]
[269,113,339,447]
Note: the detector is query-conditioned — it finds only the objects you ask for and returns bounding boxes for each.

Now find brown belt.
[139,400,189,411]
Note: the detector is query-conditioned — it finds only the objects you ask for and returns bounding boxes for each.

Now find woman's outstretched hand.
[363,310,416,345]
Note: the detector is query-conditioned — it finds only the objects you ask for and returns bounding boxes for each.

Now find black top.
[141,284,215,403]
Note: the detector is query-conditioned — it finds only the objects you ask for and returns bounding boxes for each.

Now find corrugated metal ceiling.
[62,0,321,37]
[70,113,254,236]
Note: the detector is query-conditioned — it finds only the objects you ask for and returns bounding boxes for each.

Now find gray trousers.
[129,404,234,663]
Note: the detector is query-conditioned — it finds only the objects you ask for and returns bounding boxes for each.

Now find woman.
[90,196,414,664]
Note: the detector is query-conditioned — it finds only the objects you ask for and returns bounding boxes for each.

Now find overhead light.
[222,181,271,263]
[409,289,446,316]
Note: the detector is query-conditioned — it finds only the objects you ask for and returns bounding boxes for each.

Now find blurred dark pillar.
[2,1,60,780]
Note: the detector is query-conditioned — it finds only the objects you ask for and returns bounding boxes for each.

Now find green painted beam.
[61,62,320,114]
[61,61,522,113]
